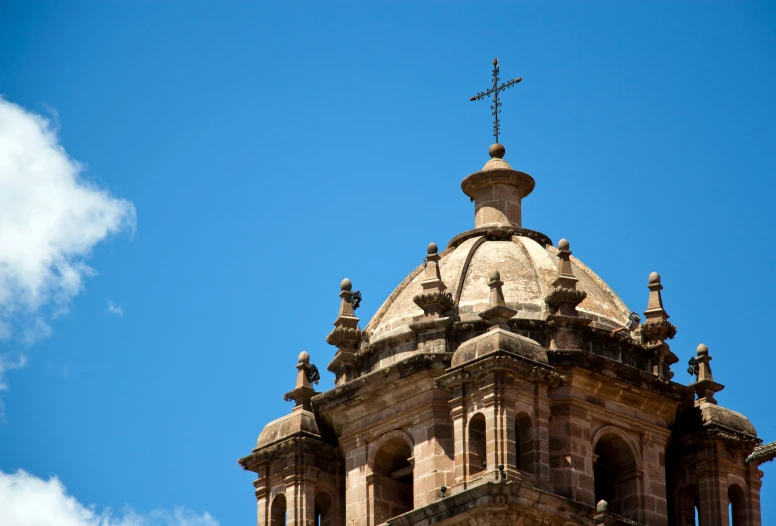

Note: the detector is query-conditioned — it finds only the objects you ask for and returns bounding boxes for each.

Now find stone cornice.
[461,167,535,198]
[237,435,340,473]
[312,352,452,421]
[436,349,563,391]
[548,349,692,402]
[384,480,606,526]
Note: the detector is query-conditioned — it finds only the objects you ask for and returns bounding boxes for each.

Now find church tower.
[239,60,771,526]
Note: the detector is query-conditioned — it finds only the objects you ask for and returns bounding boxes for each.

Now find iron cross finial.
[469,58,522,144]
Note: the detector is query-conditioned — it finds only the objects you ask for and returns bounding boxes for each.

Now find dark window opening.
[729,484,746,526]
[315,492,332,526]
[515,413,533,474]
[372,437,413,524]
[594,434,640,521]
[270,494,287,526]
[680,485,700,526]
[468,413,487,476]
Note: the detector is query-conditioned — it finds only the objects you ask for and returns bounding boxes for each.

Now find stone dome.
[255,409,320,450]
[364,144,634,347]
[700,402,758,438]
[451,328,548,367]
[366,233,631,345]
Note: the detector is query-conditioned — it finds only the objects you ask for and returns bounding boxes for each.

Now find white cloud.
[106,301,124,317]
[0,97,136,397]
[0,470,219,526]
[0,97,135,333]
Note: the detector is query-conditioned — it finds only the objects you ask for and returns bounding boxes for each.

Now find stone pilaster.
[410,400,455,507]
[342,438,368,526]
[547,396,595,506]
[534,384,553,491]
[641,431,670,526]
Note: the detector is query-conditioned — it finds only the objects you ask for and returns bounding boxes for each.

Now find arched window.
[515,412,533,474]
[315,492,332,526]
[594,433,640,521]
[679,485,700,526]
[270,493,286,526]
[468,413,487,476]
[372,437,413,524]
[728,484,746,526]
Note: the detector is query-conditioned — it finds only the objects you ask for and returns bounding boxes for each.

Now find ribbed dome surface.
[367,235,631,344]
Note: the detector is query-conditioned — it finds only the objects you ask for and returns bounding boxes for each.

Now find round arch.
[728,483,748,526]
[368,429,415,525]
[591,425,643,470]
[591,425,643,522]
[367,429,415,470]
[270,492,287,526]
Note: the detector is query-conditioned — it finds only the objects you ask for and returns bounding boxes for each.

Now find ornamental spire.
[462,59,535,231]
[410,242,455,338]
[688,343,724,405]
[412,243,454,319]
[545,239,590,350]
[640,272,678,379]
[326,278,364,386]
[478,269,517,330]
[284,351,319,411]
[545,239,587,317]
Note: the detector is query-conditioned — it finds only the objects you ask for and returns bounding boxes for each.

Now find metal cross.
[469,58,522,144]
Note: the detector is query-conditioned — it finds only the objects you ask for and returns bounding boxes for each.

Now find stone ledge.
[384,480,601,526]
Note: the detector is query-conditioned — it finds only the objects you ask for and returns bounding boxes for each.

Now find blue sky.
[0,2,774,524]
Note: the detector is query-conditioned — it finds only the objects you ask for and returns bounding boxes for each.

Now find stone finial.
[284,351,318,410]
[596,500,609,513]
[553,239,575,286]
[488,269,505,304]
[641,272,678,379]
[695,344,711,379]
[645,272,668,318]
[478,268,517,329]
[337,278,357,318]
[545,239,587,317]
[328,278,361,335]
[689,343,725,405]
[421,243,446,292]
[413,242,454,319]
[327,278,364,385]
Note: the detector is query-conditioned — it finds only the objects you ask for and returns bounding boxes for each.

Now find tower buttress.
[668,344,761,526]
[239,352,344,526]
